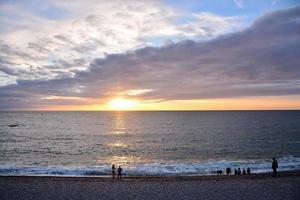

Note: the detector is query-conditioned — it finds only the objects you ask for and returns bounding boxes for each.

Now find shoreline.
[1,169,299,180]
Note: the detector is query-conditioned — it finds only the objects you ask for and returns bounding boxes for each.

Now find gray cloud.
[0,0,244,84]
[0,40,33,60]
[0,6,300,109]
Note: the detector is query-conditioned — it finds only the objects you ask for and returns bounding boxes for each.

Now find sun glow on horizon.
[37,95,300,111]
[108,98,138,110]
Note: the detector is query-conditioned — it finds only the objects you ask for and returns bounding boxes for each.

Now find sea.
[0,111,300,176]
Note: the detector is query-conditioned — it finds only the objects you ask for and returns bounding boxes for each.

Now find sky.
[0,0,300,110]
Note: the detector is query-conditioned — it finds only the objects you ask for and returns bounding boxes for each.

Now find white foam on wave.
[124,156,300,175]
[1,156,300,176]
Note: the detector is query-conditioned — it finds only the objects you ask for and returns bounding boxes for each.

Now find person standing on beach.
[112,164,116,179]
[234,168,238,175]
[226,168,231,175]
[237,168,241,175]
[242,169,246,175]
[246,168,251,175]
[272,158,278,177]
[117,166,123,179]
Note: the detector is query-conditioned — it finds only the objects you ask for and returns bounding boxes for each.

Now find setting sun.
[108,98,138,110]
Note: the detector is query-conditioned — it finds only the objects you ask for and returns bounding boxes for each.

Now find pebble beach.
[1,171,299,200]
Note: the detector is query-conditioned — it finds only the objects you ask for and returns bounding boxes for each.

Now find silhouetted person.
[242,169,246,175]
[217,170,223,175]
[112,164,116,179]
[246,168,251,175]
[237,168,241,175]
[226,167,231,175]
[234,168,238,175]
[117,166,123,179]
[272,158,278,177]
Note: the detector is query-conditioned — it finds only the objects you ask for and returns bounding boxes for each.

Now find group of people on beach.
[218,158,279,177]
[111,164,122,179]
[217,167,251,176]
[233,167,251,175]
[111,158,279,178]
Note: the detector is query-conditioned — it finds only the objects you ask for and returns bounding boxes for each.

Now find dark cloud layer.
[0,6,300,109]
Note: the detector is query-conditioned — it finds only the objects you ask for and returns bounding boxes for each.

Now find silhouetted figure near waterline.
[117,166,123,179]
[226,167,231,175]
[272,158,278,177]
[237,168,241,175]
[112,164,116,179]
[242,169,246,175]
[247,168,251,175]
[234,168,238,175]
[217,170,223,175]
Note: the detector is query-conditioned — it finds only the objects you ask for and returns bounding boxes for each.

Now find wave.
[1,156,300,176]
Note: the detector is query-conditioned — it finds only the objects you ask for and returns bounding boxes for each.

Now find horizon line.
[1,109,300,112]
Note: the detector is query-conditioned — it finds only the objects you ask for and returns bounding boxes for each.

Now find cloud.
[126,89,153,96]
[0,0,243,84]
[0,5,299,109]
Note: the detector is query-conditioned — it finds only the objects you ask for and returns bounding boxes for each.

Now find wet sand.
[0,171,299,200]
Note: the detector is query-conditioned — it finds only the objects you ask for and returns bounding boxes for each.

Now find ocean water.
[0,111,300,176]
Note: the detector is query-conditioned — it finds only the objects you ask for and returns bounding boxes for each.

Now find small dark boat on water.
[8,124,19,127]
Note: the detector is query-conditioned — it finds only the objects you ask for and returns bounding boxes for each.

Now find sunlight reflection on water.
[111,112,126,135]
[106,141,129,148]
[100,155,142,166]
